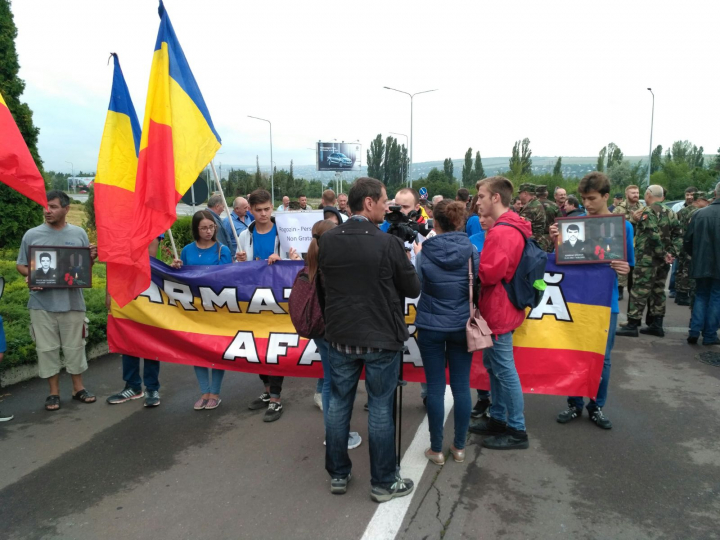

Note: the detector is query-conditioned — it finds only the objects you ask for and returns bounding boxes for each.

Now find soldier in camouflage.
[674,192,711,306]
[518,183,551,252]
[612,185,643,299]
[537,185,560,251]
[618,185,681,338]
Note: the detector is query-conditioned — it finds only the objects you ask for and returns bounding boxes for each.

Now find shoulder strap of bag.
[495,222,528,242]
[468,258,474,311]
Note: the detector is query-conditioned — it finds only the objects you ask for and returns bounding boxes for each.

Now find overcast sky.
[12,0,720,174]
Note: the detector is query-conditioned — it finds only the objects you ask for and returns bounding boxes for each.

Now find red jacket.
[478,210,532,335]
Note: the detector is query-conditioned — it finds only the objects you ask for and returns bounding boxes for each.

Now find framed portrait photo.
[555,215,627,265]
[28,246,92,288]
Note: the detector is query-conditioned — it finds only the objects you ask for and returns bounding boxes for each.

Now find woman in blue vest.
[172,210,232,411]
[413,200,478,465]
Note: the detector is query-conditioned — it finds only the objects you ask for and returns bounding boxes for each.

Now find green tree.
[597,146,607,172]
[607,160,647,191]
[399,144,409,184]
[473,151,485,183]
[255,155,262,187]
[606,143,623,169]
[462,147,473,187]
[383,137,402,188]
[509,138,532,176]
[711,148,720,172]
[443,158,454,181]
[0,0,46,248]
[289,159,294,181]
[553,157,563,178]
[651,145,663,174]
[366,134,384,180]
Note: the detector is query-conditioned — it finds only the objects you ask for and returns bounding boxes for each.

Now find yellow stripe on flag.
[94,111,139,192]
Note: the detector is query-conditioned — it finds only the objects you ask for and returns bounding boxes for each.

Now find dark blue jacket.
[415,231,479,331]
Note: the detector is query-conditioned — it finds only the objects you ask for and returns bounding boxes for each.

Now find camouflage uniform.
[613,199,643,289]
[537,185,559,253]
[626,203,680,321]
[518,183,551,251]
[675,192,709,302]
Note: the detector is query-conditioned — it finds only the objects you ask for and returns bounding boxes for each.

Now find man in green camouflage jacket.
[674,191,711,306]
[612,185,643,299]
[537,185,559,251]
[518,183,551,252]
[617,185,680,338]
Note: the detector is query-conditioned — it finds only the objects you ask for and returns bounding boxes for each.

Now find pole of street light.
[383,87,437,187]
[248,116,274,207]
[389,132,409,185]
[647,88,654,188]
[65,161,74,192]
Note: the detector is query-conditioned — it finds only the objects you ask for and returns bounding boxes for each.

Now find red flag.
[0,91,47,208]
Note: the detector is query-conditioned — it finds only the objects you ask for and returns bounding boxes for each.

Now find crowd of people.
[1,174,718,504]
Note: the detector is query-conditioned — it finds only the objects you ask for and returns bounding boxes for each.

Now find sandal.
[72,389,96,404]
[194,398,209,410]
[45,395,61,411]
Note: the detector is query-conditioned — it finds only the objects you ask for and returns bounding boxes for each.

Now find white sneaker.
[323,432,363,450]
[0,410,13,422]
[313,392,323,411]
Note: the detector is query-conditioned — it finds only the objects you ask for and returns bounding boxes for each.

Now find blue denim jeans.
[316,378,324,393]
[569,313,618,411]
[417,329,473,452]
[689,278,720,342]
[194,367,225,394]
[483,332,525,431]
[122,355,160,391]
[325,346,400,487]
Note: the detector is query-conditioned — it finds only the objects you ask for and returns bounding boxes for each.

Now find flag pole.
[209,161,241,253]
[167,228,179,260]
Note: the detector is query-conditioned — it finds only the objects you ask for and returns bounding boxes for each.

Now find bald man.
[224,196,254,253]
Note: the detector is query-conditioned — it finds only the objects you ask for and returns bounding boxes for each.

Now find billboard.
[316,142,362,171]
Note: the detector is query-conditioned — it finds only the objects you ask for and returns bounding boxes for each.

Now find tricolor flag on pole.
[0,90,47,208]
[94,53,147,304]
[123,0,221,306]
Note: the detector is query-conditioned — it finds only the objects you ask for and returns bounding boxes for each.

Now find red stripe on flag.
[109,317,604,398]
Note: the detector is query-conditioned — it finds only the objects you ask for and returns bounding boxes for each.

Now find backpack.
[288,267,325,339]
[495,222,547,310]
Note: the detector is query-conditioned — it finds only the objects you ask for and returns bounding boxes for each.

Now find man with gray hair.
[618,185,681,337]
[684,182,720,345]
[223,196,253,253]
[206,194,232,249]
[432,194,444,207]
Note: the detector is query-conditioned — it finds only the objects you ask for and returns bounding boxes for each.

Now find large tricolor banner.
[108,255,615,398]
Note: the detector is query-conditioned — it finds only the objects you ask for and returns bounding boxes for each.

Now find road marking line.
[360,391,455,540]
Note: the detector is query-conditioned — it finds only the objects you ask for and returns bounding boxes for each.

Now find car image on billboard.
[317,142,362,171]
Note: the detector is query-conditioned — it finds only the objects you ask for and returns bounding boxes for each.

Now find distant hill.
[217,156,648,183]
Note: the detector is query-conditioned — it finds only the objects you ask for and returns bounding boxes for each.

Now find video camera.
[385,206,433,244]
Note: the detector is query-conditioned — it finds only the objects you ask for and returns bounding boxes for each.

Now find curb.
[0,342,110,388]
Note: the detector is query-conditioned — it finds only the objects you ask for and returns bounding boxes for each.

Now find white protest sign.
[275,210,324,254]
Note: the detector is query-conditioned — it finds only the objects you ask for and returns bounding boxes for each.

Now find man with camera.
[319,177,420,502]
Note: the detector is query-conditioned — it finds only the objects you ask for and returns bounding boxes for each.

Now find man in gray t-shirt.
[16,190,98,411]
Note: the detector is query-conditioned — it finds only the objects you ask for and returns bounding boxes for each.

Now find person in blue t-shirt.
[171,210,232,411]
[465,195,482,237]
[549,173,634,430]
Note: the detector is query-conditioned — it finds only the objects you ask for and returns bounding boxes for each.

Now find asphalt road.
[1,297,718,540]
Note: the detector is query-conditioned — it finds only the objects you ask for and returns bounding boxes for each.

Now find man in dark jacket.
[684,182,720,345]
[468,176,531,450]
[319,177,420,503]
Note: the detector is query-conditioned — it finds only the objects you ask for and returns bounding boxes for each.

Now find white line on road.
[360,391,455,540]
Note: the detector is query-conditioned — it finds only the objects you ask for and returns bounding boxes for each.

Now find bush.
[158,216,193,264]
[0,185,44,249]
[0,250,108,373]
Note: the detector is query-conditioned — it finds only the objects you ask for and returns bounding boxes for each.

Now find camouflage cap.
[518,183,536,194]
[693,191,710,201]
[535,185,548,196]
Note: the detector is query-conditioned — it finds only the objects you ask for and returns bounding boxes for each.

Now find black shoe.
[422,396,427,409]
[331,473,351,495]
[468,415,507,435]
[248,392,271,410]
[143,390,160,407]
[618,286,624,301]
[702,339,720,346]
[645,312,655,327]
[675,292,690,306]
[482,428,529,450]
[556,404,582,424]
[263,401,283,422]
[589,407,612,429]
[370,477,414,503]
[106,385,143,404]
[617,319,640,337]
[687,336,699,345]
[471,399,491,419]
[639,316,664,337]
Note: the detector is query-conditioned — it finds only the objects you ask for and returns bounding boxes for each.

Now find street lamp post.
[248,116,274,206]
[65,161,74,192]
[647,88,654,188]
[389,132,409,185]
[383,87,438,187]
